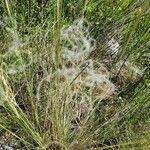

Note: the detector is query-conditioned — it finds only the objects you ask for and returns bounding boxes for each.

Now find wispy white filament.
[60,18,115,102]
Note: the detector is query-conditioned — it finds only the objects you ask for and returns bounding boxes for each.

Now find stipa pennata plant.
[113,60,144,84]
[104,34,144,84]
[3,18,144,149]
[0,0,149,148]
[61,19,94,63]
[106,36,120,58]
[33,19,116,148]
[0,21,33,75]
[55,19,116,129]
[60,18,115,99]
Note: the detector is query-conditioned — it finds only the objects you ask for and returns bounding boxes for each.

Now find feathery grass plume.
[0,69,18,106]
[106,36,120,58]
[104,35,144,84]
[61,18,95,64]
[113,60,144,84]
[0,24,33,75]
[60,18,115,100]
[54,19,116,136]
[5,27,20,53]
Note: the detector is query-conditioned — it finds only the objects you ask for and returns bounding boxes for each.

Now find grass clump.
[0,0,150,149]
